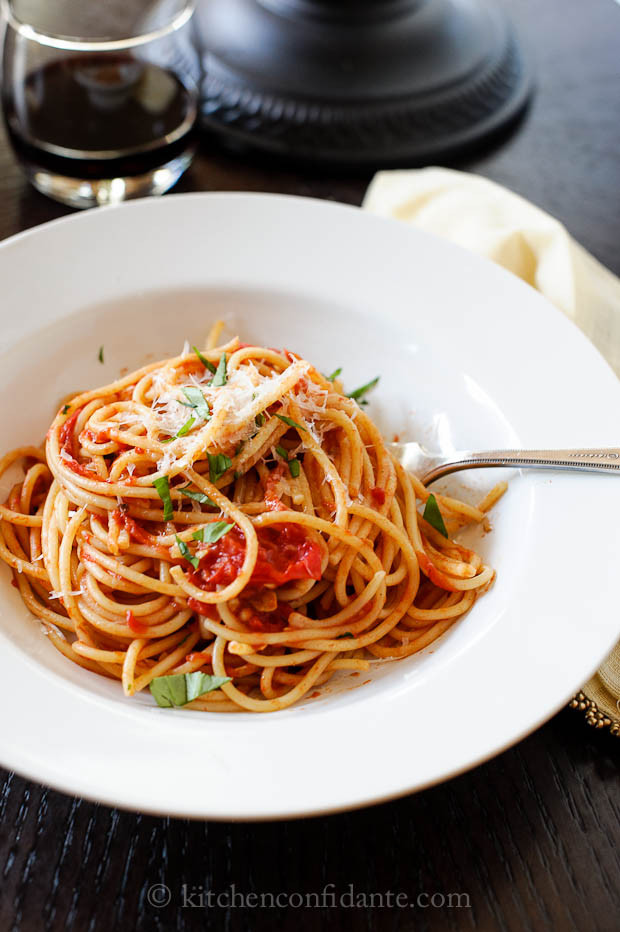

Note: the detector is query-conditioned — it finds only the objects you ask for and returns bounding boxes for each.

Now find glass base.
[23,148,196,209]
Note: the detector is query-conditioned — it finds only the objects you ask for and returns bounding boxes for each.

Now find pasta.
[0,324,505,712]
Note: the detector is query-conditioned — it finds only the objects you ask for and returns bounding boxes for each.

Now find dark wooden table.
[1,1,619,929]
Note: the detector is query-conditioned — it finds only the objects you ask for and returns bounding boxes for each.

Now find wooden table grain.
[1,1,619,930]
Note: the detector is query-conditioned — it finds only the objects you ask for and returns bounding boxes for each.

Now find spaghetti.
[0,324,505,712]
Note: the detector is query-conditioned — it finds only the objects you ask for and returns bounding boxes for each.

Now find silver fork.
[388,443,620,486]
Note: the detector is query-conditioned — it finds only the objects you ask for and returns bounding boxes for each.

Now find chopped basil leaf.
[212,353,227,387]
[150,672,231,708]
[175,534,199,569]
[161,415,196,444]
[347,376,380,402]
[192,522,234,544]
[98,346,104,364]
[337,632,354,639]
[61,404,70,415]
[182,387,211,421]
[207,451,232,483]
[274,443,301,477]
[176,416,195,437]
[325,367,342,382]
[193,345,216,374]
[275,413,307,432]
[234,470,242,480]
[255,413,265,427]
[152,476,173,521]
[423,493,449,538]
[180,486,217,507]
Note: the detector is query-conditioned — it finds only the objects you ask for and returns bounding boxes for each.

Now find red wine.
[3,55,197,179]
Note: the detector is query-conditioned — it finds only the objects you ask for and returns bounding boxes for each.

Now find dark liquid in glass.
[3,54,197,179]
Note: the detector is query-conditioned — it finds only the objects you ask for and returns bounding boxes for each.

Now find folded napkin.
[363,167,620,734]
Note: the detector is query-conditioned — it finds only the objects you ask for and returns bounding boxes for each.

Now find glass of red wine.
[2,0,200,208]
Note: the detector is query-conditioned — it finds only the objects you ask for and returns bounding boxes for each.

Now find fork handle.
[422,448,620,485]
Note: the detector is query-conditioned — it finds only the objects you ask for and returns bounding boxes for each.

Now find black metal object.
[195,0,531,166]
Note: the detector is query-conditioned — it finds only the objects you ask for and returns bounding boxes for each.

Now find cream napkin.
[363,167,620,729]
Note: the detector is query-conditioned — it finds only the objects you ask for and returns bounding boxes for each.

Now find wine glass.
[1,0,200,208]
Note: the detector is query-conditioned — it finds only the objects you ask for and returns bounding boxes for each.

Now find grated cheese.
[49,589,83,600]
[144,352,319,472]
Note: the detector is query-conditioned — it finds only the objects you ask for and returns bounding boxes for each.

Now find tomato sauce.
[188,523,322,593]
[416,550,459,592]
[187,598,219,619]
[110,508,170,558]
[59,410,80,458]
[245,600,293,633]
[126,609,148,635]
[370,487,386,506]
[59,409,103,479]
[188,591,293,633]
[80,427,111,444]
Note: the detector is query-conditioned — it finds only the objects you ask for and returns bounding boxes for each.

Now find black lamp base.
[196,0,531,166]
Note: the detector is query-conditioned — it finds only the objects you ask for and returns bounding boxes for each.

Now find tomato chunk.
[246,601,293,633]
[189,523,322,592]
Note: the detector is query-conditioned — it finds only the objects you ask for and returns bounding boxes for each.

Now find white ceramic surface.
[0,193,618,819]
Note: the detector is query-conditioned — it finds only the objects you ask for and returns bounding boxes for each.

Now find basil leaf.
[186,672,230,702]
[422,493,448,538]
[207,451,232,483]
[180,486,218,508]
[275,413,306,432]
[192,522,234,544]
[193,346,216,374]
[176,416,195,437]
[98,346,104,364]
[175,534,199,569]
[161,415,196,444]
[325,367,342,382]
[152,476,173,521]
[212,353,227,387]
[274,443,301,477]
[347,376,379,402]
[255,413,265,427]
[182,387,211,421]
[61,404,70,415]
[337,632,354,639]
[150,672,231,708]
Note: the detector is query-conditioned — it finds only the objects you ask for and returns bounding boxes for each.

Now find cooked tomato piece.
[246,601,293,633]
[188,523,322,592]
